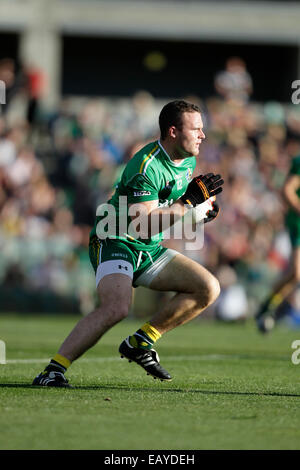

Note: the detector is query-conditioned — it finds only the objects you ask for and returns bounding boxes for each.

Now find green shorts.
[286,211,300,248]
[89,236,178,288]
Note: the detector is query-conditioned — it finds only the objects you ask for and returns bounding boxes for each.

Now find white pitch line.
[5,354,239,364]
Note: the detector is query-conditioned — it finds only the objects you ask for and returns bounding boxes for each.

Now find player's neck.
[159,139,185,164]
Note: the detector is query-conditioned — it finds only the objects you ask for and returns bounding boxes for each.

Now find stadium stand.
[1,1,300,325]
[1,56,300,321]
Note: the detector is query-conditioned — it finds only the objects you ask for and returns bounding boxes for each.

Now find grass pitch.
[0,313,300,450]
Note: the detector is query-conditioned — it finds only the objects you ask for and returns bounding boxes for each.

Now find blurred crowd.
[1,56,300,323]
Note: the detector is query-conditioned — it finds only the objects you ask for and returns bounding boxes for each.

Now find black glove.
[204,201,219,224]
[181,173,224,207]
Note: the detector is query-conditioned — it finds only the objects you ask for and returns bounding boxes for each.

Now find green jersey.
[90,140,196,252]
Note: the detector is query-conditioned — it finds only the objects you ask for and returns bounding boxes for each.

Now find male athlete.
[32,100,224,387]
[256,153,300,332]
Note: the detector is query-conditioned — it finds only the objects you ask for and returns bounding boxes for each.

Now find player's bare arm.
[129,173,224,238]
[128,199,187,238]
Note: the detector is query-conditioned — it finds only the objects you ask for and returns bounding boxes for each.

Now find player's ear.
[169,126,177,139]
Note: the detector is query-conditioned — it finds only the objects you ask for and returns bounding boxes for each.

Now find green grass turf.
[0,313,300,450]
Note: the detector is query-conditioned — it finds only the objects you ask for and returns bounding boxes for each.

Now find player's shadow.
[1,383,300,398]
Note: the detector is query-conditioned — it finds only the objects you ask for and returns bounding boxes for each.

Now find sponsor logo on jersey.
[186,168,193,182]
[133,190,151,196]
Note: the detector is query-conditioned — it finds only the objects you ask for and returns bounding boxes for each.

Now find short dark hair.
[159,100,201,140]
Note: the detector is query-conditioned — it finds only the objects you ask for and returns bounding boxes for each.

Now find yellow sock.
[269,293,284,309]
[141,322,162,342]
[52,353,71,370]
[130,322,162,350]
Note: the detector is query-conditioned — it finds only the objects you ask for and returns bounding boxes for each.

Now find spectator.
[214,57,253,103]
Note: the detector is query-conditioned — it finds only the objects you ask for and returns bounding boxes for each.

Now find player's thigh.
[97,273,133,318]
[149,252,220,297]
[91,237,135,314]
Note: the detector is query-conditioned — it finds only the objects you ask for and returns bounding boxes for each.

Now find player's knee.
[209,276,221,304]
[197,276,220,308]
[94,301,129,325]
[108,303,129,322]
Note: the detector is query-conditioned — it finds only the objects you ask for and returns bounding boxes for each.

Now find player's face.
[174,112,205,157]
